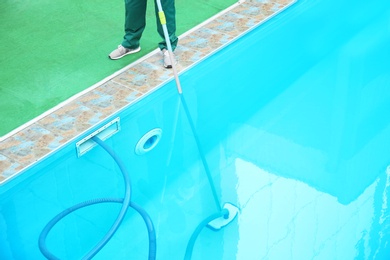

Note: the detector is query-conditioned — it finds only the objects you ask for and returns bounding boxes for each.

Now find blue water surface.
[1,0,390,259]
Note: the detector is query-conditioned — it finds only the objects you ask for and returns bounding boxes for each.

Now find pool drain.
[135,128,163,155]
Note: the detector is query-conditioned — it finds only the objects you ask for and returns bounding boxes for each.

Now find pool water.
[1,0,390,259]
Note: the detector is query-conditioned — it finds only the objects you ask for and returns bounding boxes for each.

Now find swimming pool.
[1,0,390,259]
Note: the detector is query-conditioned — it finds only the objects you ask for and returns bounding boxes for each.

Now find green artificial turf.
[0,0,236,137]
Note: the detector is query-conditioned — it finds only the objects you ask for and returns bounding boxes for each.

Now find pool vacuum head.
[207,202,239,230]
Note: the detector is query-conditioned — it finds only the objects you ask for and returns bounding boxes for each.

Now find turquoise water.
[1,0,390,259]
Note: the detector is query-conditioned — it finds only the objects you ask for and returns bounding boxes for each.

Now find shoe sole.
[164,60,178,69]
[163,56,177,69]
[109,46,141,60]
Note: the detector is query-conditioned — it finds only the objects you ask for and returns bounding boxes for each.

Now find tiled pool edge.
[0,0,296,185]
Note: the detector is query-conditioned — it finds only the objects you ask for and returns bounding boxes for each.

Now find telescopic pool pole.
[155,1,182,94]
[155,0,221,212]
[155,3,239,258]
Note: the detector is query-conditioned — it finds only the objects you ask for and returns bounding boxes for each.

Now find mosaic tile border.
[0,0,296,185]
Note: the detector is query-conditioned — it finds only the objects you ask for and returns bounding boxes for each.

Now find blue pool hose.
[38,136,156,259]
[183,209,229,260]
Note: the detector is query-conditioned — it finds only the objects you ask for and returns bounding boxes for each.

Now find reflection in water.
[230,158,389,259]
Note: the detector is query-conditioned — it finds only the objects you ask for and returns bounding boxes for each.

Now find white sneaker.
[162,49,177,68]
[109,45,141,60]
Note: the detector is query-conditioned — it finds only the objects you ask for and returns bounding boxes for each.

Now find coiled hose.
[38,136,156,259]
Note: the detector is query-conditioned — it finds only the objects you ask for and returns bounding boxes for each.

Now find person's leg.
[109,0,147,59]
[154,0,178,51]
[122,0,148,49]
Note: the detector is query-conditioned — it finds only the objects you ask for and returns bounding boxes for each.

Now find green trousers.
[122,0,178,51]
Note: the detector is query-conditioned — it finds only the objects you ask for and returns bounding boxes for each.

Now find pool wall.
[1,0,390,259]
[0,85,215,259]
